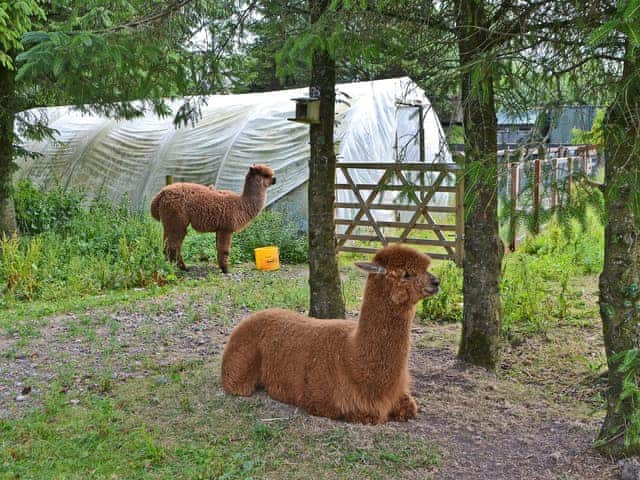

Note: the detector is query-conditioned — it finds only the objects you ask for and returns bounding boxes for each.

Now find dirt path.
[0,271,618,479]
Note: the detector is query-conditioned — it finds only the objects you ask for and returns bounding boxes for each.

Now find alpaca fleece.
[150,164,275,272]
[221,244,440,424]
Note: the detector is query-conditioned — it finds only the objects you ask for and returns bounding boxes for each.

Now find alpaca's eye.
[403,272,413,279]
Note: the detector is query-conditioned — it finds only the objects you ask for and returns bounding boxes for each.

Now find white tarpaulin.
[15,77,451,217]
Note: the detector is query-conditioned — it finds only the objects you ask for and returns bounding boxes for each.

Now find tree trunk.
[307,0,345,319]
[0,58,18,237]
[455,0,504,369]
[596,44,640,458]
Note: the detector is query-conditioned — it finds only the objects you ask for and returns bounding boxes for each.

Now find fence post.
[533,158,541,234]
[455,171,464,267]
[509,161,518,252]
[418,104,425,202]
[567,157,573,203]
[551,158,558,208]
[165,175,174,185]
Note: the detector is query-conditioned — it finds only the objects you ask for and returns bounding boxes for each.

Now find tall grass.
[1,186,175,306]
[420,211,604,336]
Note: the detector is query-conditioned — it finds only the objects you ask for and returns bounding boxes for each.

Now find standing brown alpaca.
[221,244,440,424]
[150,164,276,272]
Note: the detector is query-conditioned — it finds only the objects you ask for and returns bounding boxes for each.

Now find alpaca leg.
[221,342,261,396]
[174,237,187,271]
[216,231,232,273]
[161,216,188,270]
[388,393,418,422]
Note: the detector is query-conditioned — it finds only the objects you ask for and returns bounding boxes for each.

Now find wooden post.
[533,158,541,234]
[551,158,558,209]
[509,161,518,251]
[418,104,426,202]
[455,171,464,267]
[567,157,573,203]
[165,175,174,185]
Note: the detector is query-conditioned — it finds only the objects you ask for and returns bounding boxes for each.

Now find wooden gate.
[335,162,464,265]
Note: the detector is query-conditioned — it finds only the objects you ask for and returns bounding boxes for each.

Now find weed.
[13,179,84,235]
[0,234,42,301]
[501,256,552,335]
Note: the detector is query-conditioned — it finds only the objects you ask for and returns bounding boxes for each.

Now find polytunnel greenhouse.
[15,77,451,228]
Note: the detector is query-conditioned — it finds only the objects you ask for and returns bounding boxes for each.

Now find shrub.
[13,179,85,235]
[5,181,175,304]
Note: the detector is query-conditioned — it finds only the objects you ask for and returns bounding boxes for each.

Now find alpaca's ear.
[249,164,258,173]
[355,262,386,275]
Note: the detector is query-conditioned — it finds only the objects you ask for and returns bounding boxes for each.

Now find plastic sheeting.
[15,77,450,214]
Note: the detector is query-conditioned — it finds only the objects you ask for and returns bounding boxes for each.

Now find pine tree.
[0,0,44,235]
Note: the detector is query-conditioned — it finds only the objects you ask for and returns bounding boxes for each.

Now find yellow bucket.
[254,246,280,271]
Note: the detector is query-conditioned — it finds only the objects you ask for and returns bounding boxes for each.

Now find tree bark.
[0,57,18,237]
[596,43,640,458]
[307,0,345,319]
[455,0,504,369]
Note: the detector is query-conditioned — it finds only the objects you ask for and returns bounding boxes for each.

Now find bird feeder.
[288,96,321,124]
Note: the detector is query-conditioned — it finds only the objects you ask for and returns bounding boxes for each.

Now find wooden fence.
[499,144,602,250]
[335,162,464,265]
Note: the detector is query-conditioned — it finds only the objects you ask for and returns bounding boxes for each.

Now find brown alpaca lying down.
[150,164,276,272]
[221,244,440,424]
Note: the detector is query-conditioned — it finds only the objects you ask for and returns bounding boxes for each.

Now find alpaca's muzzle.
[424,275,440,295]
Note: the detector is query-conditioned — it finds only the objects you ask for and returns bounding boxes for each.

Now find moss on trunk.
[0,58,17,237]
[307,0,345,319]
[455,0,504,370]
[596,45,640,458]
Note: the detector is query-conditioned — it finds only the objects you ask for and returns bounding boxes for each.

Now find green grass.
[0,264,368,344]
[183,209,308,265]
[419,211,604,338]
[2,181,307,309]
[419,260,463,323]
[0,364,441,480]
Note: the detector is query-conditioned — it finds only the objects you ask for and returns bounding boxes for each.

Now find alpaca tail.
[150,191,163,221]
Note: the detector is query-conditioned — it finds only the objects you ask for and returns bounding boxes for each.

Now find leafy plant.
[420,261,463,323]
[419,213,603,337]
[501,256,552,335]
[13,179,85,235]
[0,233,42,301]
[6,181,174,303]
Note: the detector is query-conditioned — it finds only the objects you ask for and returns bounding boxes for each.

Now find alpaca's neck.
[241,182,267,218]
[352,279,415,386]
